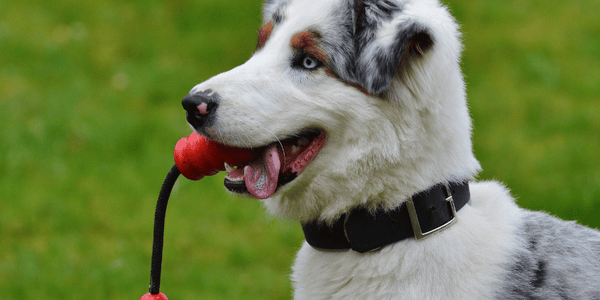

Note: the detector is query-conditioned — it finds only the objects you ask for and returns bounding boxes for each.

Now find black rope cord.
[149,165,181,295]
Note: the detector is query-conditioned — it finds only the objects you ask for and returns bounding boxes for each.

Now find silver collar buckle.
[405,184,458,240]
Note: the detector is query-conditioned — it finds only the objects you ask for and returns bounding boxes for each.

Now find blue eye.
[302,56,318,69]
[293,54,322,71]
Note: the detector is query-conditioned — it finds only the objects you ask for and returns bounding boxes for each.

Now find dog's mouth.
[223,129,326,199]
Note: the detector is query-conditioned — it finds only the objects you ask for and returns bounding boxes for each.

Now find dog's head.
[183,0,480,222]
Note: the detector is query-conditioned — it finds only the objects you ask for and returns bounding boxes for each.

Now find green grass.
[1,0,599,299]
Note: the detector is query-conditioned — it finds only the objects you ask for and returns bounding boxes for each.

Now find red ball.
[139,292,168,300]
[217,141,258,166]
[174,132,257,180]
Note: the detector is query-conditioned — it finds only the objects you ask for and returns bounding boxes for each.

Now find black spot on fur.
[273,11,283,24]
[528,235,539,252]
[319,1,358,82]
[354,0,403,51]
[350,0,435,95]
[355,0,402,26]
[263,0,288,25]
[532,260,547,288]
[493,212,600,299]
[356,21,434,95]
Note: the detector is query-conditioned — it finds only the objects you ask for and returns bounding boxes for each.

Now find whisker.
[233,123,262,148]
[234,123,287,165]
[264,127,286,159]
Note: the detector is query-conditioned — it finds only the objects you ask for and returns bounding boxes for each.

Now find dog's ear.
[354,0,434,96]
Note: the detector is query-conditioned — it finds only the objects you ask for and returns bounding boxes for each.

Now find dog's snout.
[182,90,220,130]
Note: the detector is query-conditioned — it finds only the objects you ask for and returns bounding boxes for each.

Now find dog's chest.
[291,242,501,300]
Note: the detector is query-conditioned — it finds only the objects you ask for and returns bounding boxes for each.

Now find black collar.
[301,181,470,253]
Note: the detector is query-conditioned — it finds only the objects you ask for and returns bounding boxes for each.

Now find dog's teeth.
[297,139,309,147]
[225,175,244,182]
[291,145,300,153]
[224,162,234,173]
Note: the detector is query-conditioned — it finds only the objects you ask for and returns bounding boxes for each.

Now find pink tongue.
[244,144,280,199]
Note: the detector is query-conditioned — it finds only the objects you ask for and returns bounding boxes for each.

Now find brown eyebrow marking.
[257,22,274,50]
[290,31,329,64]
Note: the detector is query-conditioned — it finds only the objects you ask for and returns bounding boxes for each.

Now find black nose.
[182,89,220,130]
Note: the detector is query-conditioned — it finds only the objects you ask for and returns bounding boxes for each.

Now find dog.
[181,0,600,298]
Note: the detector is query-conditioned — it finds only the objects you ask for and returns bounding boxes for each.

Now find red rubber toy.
[174,132,257,180]
[139,132,257,299]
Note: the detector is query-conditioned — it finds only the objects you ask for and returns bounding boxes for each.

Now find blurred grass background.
[0,0,598,299]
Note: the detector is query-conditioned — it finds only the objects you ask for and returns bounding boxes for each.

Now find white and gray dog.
[181,0,600,298]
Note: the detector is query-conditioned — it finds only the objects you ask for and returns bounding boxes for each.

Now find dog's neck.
[301,181,470,253]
